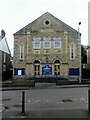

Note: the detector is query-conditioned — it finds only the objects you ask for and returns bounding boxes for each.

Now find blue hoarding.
[69,68,79,76]
[42,65,52,75]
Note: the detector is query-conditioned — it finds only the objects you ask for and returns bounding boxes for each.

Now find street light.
[78,22,81,31]
[79,22,81,25]
[78,22,82,83]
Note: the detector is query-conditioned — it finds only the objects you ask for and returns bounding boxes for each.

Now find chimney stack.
[1,29,5,38]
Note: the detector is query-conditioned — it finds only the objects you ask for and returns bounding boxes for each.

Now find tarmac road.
[1,87,89,118]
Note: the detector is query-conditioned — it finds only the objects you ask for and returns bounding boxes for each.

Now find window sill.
[70,59,75,61]
[54,48,61,50]
[33,48,40,50]
[44,48,50,50]
[20,59,23,61]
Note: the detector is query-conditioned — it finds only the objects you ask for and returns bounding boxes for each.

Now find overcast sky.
[0,0,89,56]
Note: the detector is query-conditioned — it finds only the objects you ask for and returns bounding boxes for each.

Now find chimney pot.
[1,29,5,38]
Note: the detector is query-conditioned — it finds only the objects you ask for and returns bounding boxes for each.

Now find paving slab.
[2,109,89,118]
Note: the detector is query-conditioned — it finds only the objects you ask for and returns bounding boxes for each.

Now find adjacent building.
[13,12,81,80]
[0,30,11,81]
[87,45,90,70]
[88,2,90,70]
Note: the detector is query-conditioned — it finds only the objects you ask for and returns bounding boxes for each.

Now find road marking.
[29,100,31,103]
[80,97,86,101]
[46,100,49,102]
[28,99,41,103]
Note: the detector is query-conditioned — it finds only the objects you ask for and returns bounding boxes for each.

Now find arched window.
[34,60,40,64]
[54,60,60,64]
[53,37,61,49]
[20,44,24,60]
[43,36,51,49]
[34,60,40,76]
[33,37,41,49]
[54,60,60,76]
[70,44,74,60]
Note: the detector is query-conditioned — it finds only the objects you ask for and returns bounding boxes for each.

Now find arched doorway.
[34,60,40,76]
[54,60,60,77]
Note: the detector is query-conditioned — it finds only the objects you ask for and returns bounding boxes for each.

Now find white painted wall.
[0,37,10,54]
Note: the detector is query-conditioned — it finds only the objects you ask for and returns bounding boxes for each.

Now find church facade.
[13,12,81,79]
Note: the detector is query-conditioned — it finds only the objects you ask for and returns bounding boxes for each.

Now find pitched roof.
[14,12,79,35]
[0,37,10,54]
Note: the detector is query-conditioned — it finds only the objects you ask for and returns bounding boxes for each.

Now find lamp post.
[78,22,82,83]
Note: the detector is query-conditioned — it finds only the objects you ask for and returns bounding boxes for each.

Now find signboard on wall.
[69,68,79,76]
[42,65,52,75]
[14,68,25,76]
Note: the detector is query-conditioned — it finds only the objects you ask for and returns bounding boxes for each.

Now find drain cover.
[62,99,73,102]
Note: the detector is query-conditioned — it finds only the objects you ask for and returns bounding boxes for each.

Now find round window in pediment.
[45,20,49,25]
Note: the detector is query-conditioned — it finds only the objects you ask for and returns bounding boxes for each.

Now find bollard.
[89,90,90,112]
[56,74,58,86]
[34,72,35,87]
[22,91,25,114]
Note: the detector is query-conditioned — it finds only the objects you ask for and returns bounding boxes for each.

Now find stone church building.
[13,12,81,79]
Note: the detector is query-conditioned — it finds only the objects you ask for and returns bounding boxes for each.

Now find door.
[54,64,60,77]
[34,64,40,76]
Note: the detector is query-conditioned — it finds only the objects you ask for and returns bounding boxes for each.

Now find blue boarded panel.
[42,65,52,75]
[14,68,25,76]
[69,68,79,76]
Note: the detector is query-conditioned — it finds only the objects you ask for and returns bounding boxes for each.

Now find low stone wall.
[2,80,34,87]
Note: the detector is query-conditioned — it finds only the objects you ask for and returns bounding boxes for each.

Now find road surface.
[2,87,89,118]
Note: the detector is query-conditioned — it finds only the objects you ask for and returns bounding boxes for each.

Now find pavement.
[1,109,89,119]
[1,84,90,91]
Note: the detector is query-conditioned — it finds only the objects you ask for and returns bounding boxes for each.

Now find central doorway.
[34,60,40,77]
[54,60,60,77]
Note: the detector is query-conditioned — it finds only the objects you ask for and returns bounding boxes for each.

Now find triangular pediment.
[14,12,78,35]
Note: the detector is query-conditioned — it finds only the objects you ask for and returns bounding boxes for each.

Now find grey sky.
[0,0,89,56]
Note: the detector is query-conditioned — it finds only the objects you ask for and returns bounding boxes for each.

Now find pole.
[22,91,25,114]
[56,74,58,86]
[89,90,90,112]
[78,22,82,83]
[34,72,35,87]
